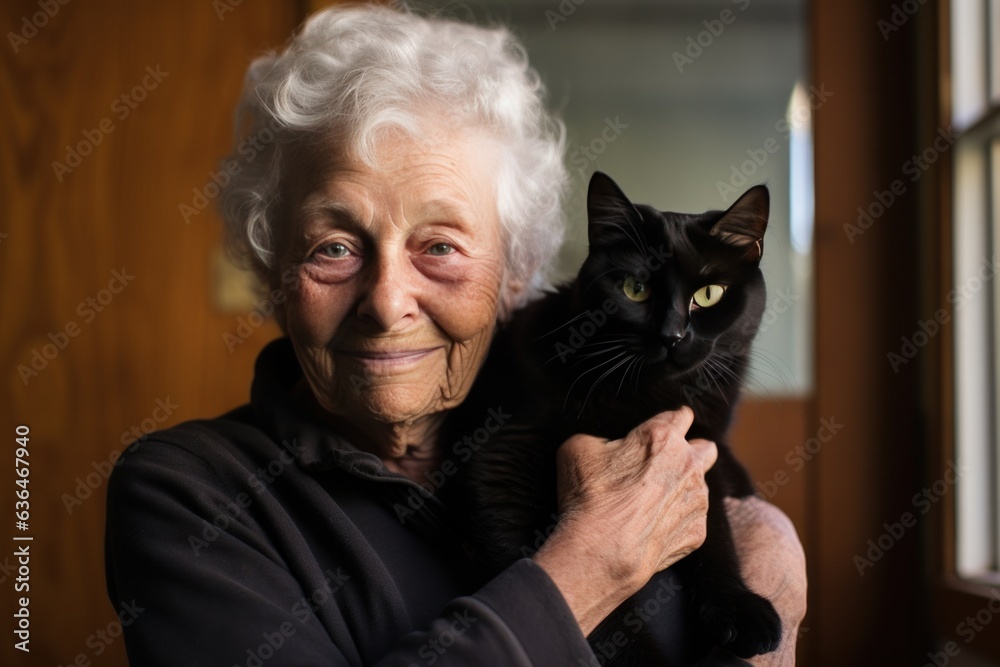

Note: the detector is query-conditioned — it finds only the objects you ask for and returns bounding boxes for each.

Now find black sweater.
[105,337,598,666]
[105,337,751,666]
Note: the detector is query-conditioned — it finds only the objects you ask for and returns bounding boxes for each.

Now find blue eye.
[317,243,350,259]
[428,243,454,256]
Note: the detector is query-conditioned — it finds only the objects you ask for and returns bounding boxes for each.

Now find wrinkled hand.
[725,496,807,666]
[533,407,718,635]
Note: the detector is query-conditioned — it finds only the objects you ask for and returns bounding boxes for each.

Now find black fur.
[441,172,781,665]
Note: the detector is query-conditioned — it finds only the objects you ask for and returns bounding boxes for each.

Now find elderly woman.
[105,5,806,666]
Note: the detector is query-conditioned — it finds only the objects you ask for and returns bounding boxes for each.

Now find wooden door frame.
[809,0,927,663]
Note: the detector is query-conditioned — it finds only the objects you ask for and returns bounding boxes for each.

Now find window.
[952,0,1000,585]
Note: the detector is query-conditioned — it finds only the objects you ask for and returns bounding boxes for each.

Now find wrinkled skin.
[275,126,507,479]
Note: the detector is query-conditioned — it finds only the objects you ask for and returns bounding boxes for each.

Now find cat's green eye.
[692,284,727,309]
[623,275,650,302]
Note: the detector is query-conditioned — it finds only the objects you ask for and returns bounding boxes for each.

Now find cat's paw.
[699,589,782,658]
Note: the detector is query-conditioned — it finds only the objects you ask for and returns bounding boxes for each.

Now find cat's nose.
[662,329,687,347]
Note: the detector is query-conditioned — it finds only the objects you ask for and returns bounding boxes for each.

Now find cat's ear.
[710,185,769,262]
[587,171,643,246]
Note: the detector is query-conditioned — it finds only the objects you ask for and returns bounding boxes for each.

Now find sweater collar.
[249,336,473,554]
[250,336,407,481]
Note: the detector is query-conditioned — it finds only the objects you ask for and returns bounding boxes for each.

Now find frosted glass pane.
[952,0,988,129]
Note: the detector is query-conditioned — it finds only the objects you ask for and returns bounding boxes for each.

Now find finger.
[667,405,696,431]
[560,431,606,453]
[644,406,696,442]
[689,438,718,472]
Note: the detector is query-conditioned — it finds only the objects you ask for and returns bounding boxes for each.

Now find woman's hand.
[532,407,718,635]
[725,496,807,666]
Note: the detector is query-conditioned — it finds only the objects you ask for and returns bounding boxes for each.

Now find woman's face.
[277,128,506,426]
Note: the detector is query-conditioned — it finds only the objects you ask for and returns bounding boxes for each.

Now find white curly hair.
[218,3,568,317]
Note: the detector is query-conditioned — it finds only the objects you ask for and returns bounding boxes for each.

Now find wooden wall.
[809,0,926,663]
[1,2,296,664]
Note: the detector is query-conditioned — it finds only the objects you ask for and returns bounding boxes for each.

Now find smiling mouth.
[339,347,440,370]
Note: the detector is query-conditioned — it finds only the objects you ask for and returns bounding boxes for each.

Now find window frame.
[932,0,1000,658]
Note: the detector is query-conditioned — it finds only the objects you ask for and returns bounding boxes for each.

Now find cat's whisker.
[699,357,724,383]
[539,335,631,366]
[724,357,783,402]
[740,375,782,405]
[575,336,632,348]
[615,355,641,396]
[606,200,652,263]
[552,338,636,366]
[564,338,632,358]
[575,345,625,359]
[750,349,797,386]
[700,361,730,406]
[541,343,624,367]
[569,346,628,367]
[707,356,747,403]
[743,350,796,393]
[533,311,592,341]
[591,217,646,259]
[579,353,634,416]
[620,209,652,264]
[563,351,628,407]
[705,356,741,386]
[634,360,645,392]
[581,267,626,296]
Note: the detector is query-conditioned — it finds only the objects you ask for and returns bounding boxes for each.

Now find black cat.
[441,172,782,665]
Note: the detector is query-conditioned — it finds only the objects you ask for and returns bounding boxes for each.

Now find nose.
[356,248,419,331]
[661,328,687,348]
[660,309,689,348]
